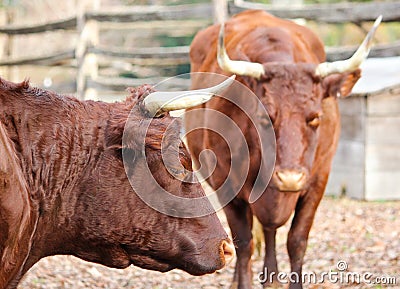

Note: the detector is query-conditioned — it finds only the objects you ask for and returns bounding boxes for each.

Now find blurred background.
[1,1,399,288]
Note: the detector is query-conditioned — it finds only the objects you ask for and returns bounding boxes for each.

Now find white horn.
[217,23,265,79]
[143,75,235,116]
[316,15,382,77]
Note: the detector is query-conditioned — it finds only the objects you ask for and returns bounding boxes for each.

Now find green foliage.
[155,34,194,75]
[164,0,209,5]
[305,0,374,3]
[120,0,208,5]
[246,0,375,3]
[156,35,194,47]
[175,63,190,75]
[120,72,139,79]
[161,63,191,76]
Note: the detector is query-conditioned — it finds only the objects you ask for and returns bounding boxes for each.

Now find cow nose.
[274,169,306,192]
[220,239,235,266]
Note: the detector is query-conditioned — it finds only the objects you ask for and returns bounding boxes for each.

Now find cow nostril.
[221,239,235,266]
[275,170,306,191]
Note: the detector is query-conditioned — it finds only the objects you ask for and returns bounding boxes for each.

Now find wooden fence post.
[272,0,303,6]
[76,0,100,100]
[272,0,305,25]
[1,6,16,81]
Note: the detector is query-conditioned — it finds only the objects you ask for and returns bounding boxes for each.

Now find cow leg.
[224,199,253,289]
[261,228,279,287]
[287,195,321,289]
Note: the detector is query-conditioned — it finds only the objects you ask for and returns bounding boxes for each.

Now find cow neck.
[2,90,116,201]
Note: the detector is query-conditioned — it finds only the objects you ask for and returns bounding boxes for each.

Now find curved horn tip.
[315,15,382,77]
[224,75,236,86]
[365,15,382,47]
[374,15,383,27]
[212,75,237,94]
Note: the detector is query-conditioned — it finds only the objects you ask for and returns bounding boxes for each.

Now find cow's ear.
[322,69,361,98]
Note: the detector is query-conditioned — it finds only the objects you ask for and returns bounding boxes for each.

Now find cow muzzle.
[273,169,307,192]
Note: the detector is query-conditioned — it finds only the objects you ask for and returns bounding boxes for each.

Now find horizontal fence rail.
[326,41,400,61]
[87,75,191,91]
[86,3,213,22]
[230,0,400,23]
[2,41,399,67]
[0,4,213,35]
[0,1,399,98]
[2,1,400,35]
[0,50,75,66]
[0,17,77,35]
[89,45,190,60]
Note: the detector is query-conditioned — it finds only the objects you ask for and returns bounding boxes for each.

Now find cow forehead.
[258,63,323,112]
[262,62,317,80]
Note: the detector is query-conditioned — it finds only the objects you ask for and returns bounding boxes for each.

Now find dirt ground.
[18,197,399,289]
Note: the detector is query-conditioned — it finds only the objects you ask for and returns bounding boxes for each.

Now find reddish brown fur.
[0,78,230,289]
[185,10,361,289]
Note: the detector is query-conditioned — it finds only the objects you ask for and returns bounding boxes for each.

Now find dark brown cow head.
[217,16,380,192]
[0,77,235,287]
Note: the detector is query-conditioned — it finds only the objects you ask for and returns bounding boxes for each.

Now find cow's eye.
[307,115,321,128]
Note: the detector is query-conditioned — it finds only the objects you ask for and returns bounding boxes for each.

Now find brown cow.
[185,10,381,289]
[0,77,236,289]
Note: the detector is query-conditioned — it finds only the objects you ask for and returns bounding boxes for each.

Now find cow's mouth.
[127,252,176,272]
[279,189,303,193]
[277,186,306,193]
[121,236,233,275]
[126,250,223,276]
[176,238,234,275]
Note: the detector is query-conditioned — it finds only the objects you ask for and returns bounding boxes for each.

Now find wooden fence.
[0,0,400,100]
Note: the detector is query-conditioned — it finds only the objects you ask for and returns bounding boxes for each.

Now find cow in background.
[0,77,235,289]
[185,10,381,289]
